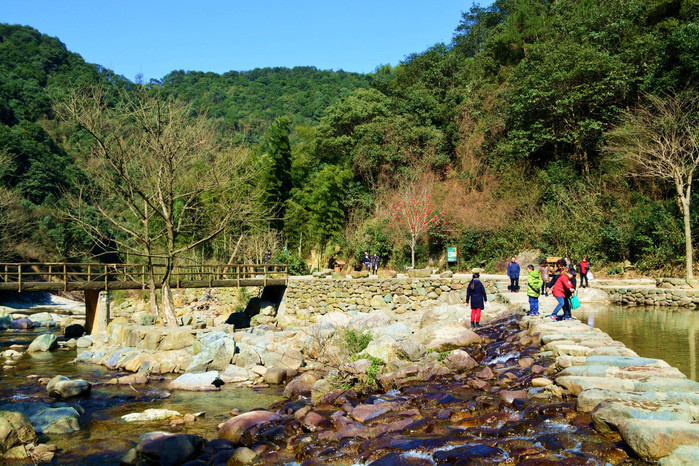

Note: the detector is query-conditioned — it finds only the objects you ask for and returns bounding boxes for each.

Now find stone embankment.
[282,276,498,320]
[602,277,699,307]
[521,315,699,463]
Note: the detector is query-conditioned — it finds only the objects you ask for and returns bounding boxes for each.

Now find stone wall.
[283,277,497,318]
[607,287,699,308]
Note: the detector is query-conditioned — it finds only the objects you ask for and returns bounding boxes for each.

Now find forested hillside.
[2,0,699,276]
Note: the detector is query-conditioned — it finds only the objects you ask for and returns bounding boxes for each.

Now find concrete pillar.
[85,290,110,334]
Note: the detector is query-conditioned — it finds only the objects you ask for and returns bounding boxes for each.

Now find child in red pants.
[466,273,487,328]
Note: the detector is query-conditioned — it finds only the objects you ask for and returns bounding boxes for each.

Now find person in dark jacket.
[566,257,577,290]
[371,253,379,274]
[363,251,371,272]
[507,256,521,292]
[466,273,487,328]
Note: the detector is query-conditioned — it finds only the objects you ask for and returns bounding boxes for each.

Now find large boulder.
[416,323,483,351]
[220,365,255,384]
[420,305,468,328]
[284,373,320,399]
[46,376,91,399]
[592,400,699,434]
[218,411,281,444]
[0,402,80,434]
[64,324,85,339]
[364,336,401,362]
[443,349,479,372]
[0,411,38,453]
[9,318,34,330]
[187,332,236,372]
[168,371,221,391]
[158,330,195,351]
[349,311,396,332]
[27,334,58,353]
[370,323,413,340]
[135,431,205,465]
[28,312,56,327]
[618,419,699,461]
[0,314,11,329]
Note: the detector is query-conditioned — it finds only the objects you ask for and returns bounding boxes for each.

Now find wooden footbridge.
[0,262,288,334]
[0,262,288,293]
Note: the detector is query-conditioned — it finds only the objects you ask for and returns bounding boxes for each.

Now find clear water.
[574,304,699,381]
[0,326,284,463]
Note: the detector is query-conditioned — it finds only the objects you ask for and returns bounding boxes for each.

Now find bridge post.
[85,290,110,334]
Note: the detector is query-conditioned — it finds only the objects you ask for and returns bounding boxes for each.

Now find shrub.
[338,328,372,355]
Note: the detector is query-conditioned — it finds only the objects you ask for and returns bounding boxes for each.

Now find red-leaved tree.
[384,193,446,269]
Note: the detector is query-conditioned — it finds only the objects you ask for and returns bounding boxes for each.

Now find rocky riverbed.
[2,278,699,464]
[118,314,646,465]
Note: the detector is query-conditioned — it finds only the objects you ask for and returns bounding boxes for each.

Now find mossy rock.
[351,270,369,279]
[407,268,431,278]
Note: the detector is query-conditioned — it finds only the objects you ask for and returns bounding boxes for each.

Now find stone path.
[496,279,699,464]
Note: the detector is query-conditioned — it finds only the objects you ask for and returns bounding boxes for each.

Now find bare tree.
[607,93,699,279]
[54,85,264,326]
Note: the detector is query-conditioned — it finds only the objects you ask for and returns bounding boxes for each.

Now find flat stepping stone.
[589,347,638,357]
[618,419,699,461]
[577,389,699,413]
[592,400,699,433]
[559,365,686,380]
[541,332,612,345]
[548,344,592,357]
[659,445,699,465]
[584,355,671,368]
[557,376,699,396]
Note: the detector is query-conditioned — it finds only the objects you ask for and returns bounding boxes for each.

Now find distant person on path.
[526,265,543,316]
[507,256,520,292]
[547,259,575,321]
[538,261,550,296]
[371,253,379,274]
[579,257,590,288]
[466,272,487,328]
[264,249,272,264]
[566,257,577,290]
[363,251,371,272]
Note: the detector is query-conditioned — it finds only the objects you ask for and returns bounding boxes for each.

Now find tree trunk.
[160,282,179,327]
[681,194,694,279]
[159,260,179,328]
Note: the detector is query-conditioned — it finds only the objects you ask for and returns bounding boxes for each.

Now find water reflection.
[575,304,699,381]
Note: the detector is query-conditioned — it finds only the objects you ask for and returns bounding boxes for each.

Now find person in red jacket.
[579,257,590,288]
[547,259,575,320]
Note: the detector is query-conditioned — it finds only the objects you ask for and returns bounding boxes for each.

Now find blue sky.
[2,1,487,82]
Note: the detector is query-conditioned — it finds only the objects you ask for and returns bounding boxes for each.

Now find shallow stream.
[0,327,283,464]
[575,303,699,381]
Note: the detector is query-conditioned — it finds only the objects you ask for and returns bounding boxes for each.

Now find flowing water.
[0,325,284,464]
[575,303,699,381]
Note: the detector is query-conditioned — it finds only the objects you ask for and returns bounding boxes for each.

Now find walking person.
[371,253,379,275]
[526,265,543,315]
[579,257,590,288]
[507,256,521,292]
[466,272,487,328]
[362,251,371,272]
[538,261,550,296]
[566,258,577,290]
[547,259,575,320]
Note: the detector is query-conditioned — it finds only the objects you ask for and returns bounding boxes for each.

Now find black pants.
[510,278,519,291]
[570,276,577,290]
[580,272,589,288]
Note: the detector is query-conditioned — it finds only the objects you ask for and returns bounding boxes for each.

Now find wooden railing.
[0,263,288,292]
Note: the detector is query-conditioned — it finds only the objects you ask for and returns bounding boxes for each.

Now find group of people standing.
[362,251,380,274]
[475,255,592,327]
[527,256,592,320]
